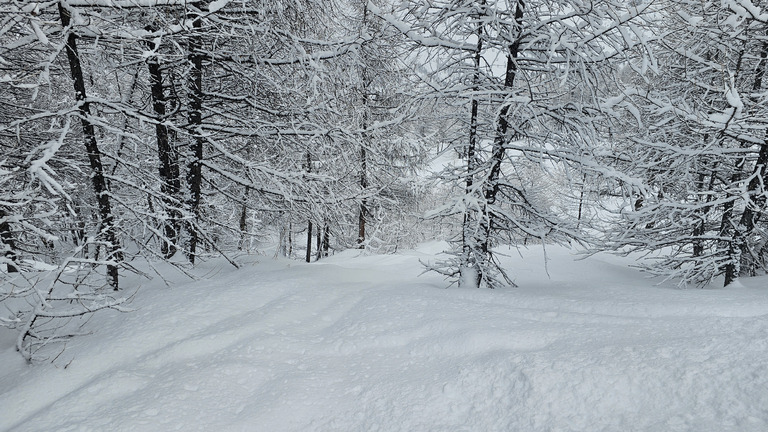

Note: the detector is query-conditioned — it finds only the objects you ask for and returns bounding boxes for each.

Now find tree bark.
[460,5,484,287]
[288,221,293,257]
[238,187,249,251]
[146,32,182,259]
[576,173,587,229]
[357,144,368,249]
[306,220,313,263]
[720,159,745,286]
[58,2,121,289]
[322,223,330,258]
[357,2,370,250]
[186,5,205,264]
[0,208,18,273]
[477,0,524,287]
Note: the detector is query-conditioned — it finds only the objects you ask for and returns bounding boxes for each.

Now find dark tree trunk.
[322,223,330,258]
[720,159,745,286]
[306,221,313,263]
[186,6,205,264]
[288,221,293,257]
[477,0,524,287]
[358,136,368,249]
[58,2,121,290]
[0,208,18,273]
[238,187,249,251]
[146,33,182,259]
[305,150,313,262]
[357,2,370,250]
[576,173,587,229]
[461,7,484,287]
[692,217,705,256]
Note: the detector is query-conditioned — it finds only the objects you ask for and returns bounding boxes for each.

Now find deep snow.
[1,243,767,431]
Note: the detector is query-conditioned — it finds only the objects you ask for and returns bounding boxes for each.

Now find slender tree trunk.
[278,224,286,257]
[288,221,293,257]
[322,223,330,258]
[357,3,370,250]
[576,173,587,229]
[305,150,313,262]
[186,5,205,264]
[358,144,368,249]
[58,2,121,290]
[146,34,182,259]
[721,158,745,286]
[238,187,249,251]
[306,221,313,263]
[477,0,524,287]
[0,208,18,273]
[460,7,484,287]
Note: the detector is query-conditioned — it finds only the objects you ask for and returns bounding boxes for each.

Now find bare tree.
[601,0,768,287]
[380,0,655,287]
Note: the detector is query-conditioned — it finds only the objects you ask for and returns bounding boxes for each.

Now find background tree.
[377,0,656,288]
[600,0,768,287]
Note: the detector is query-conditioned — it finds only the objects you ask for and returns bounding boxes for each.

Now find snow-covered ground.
[2,243,767,432]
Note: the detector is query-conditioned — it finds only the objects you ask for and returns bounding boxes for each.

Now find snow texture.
[208,0,230,13]
[1,243,767,431]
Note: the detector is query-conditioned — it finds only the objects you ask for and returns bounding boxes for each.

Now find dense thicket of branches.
[2,0,768,361]
[600,0,768,287]
[376,0,657,288]
[0,0,424,360]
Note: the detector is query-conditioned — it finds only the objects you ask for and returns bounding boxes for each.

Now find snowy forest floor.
[1,243,768,432]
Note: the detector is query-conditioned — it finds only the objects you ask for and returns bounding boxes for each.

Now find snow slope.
[1,243,767,432]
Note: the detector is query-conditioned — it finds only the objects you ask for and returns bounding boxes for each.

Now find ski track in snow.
[1,244,768,431]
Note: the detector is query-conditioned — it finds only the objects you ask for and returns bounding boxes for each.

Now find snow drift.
[1,243,767,431]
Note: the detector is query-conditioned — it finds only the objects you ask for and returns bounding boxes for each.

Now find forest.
[2,0,768,362]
